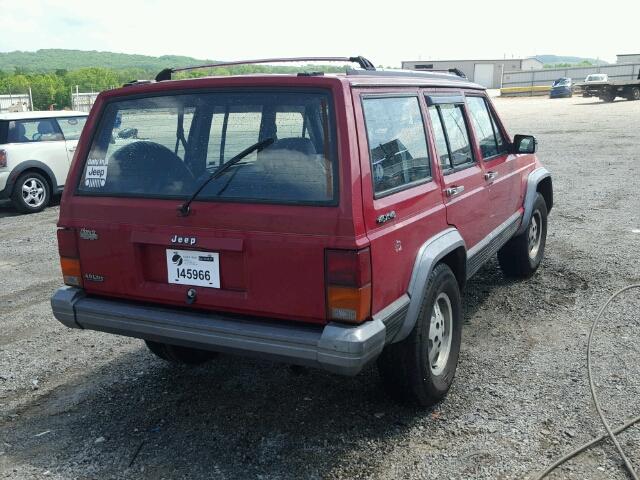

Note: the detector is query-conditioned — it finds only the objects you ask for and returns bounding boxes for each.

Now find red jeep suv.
[51,57,552,406]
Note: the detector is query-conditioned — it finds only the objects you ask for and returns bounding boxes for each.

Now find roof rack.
[346,67,469,81]
[155,56,376,81]
[445,68,467,79]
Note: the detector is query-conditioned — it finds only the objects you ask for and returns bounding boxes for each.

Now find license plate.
[166,249,220,288]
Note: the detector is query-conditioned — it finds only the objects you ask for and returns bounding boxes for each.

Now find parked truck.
[578,72,640,102]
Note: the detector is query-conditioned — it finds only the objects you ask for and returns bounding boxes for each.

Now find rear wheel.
[377,263,462,407]
[498,193,548,278]
[11,172,50,214]
[627,87,640,101]
[145,340,218,365]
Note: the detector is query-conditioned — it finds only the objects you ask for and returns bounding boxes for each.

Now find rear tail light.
[60,257,83,287]
[325,248,372,323]
[57,228,83,287]
[0,150,6,168]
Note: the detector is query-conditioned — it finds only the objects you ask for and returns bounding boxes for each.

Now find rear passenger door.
[425,94,491,249]
[465,95,524,230]
[355,91,448,313]
[56,116,88,167]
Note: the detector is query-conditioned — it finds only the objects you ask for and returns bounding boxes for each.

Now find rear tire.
[498,193,548,278]
[377,263,462,407]
[145,340,217,365]
[627,87,640,101]
[11,172,51,214]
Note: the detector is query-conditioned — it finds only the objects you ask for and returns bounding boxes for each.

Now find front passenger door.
[426,96,490,250]
[466,96,525,230]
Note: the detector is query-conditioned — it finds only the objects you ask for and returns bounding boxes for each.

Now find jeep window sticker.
[84,158,109,188]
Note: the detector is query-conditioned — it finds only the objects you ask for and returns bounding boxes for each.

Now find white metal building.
[401,58,542,88]
[617,53,640,64]
[522,58,545,70]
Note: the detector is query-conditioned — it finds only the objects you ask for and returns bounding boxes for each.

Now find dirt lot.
[1,95,639,480]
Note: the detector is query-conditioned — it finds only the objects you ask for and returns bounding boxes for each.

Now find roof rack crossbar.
[345,68,470,83]
[414,68,467,79]
[155,56,376,81]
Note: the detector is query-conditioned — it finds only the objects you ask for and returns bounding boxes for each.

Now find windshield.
[77,90,337,205]
[553,78,570,86]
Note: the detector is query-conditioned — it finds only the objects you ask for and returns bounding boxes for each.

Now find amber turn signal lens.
[60,257,83,287]
[327,284,371,324]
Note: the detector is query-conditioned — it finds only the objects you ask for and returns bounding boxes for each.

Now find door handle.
[484,171,498,181]
[445,185,465,197]
[68,146,77,152]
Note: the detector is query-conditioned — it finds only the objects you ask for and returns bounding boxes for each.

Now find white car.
[584,73,609,84]
[0,111,88,213]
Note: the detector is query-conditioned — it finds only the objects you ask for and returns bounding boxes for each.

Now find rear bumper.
[51,286,387,376]
[550,88,571,97]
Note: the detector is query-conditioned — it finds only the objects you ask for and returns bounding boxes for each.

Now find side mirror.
[512,134,537,154]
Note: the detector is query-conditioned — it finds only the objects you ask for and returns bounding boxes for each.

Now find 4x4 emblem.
[79,229,98,240]
[171,235,197,246]
[376,210,396,225]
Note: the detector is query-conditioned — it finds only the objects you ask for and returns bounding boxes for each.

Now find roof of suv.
[117,72,484,95]
[0,110,87,121]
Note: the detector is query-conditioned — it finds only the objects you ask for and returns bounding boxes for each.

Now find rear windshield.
[77,90,337,205]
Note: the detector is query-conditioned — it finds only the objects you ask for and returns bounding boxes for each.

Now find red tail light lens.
[326,248,371,286]
[0,150,7,168]
[326,248,372,323]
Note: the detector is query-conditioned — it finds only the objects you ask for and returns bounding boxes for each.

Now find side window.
[429,103,474,171]
[206,107,261,166]
[428,106,451,171]
[222,110,261,160]
[362,96,431,196]
[466,96,508,159]
[275,110,307,138]
[489,111,507,153]
[106,107,194,161]
[7,119,63,143]
[57,116,87,141]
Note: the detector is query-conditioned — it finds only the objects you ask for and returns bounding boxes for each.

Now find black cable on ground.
[534,284,640,479]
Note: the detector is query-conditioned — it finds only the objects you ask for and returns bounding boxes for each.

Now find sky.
[0,0,637,66]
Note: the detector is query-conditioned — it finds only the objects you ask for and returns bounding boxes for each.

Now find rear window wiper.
[177,137,274,216]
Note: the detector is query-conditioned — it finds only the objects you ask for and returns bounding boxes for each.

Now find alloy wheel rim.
[428,292,453,376]
[528,210,542,259]
[21,178,46,208]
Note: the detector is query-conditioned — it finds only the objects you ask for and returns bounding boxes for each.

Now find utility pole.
[28,87,33,111]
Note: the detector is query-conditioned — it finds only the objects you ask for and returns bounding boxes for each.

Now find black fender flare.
[516,167,552,236]
[4,160,59,197]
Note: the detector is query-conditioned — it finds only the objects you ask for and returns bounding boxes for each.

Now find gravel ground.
[1,95,639,480]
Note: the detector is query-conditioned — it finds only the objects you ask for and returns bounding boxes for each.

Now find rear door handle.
[445,185,465,197]
[484,171,498,181]
[68,146,77,152]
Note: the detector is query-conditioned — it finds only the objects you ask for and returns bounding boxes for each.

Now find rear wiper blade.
[177,137,274,217]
